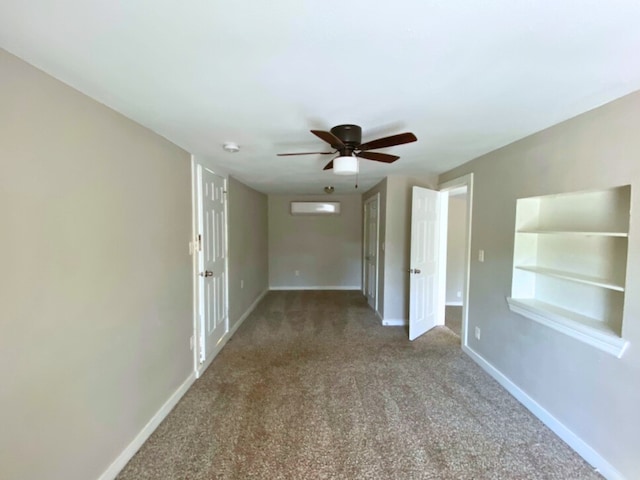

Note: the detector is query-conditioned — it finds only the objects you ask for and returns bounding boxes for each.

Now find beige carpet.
[117,290,600,480]
[445,305,463,337]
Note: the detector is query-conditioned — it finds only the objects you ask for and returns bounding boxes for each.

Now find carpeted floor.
[445,305,462,337]
[117,290,600,480]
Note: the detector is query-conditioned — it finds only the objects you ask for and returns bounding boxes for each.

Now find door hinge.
[197,234,203,251]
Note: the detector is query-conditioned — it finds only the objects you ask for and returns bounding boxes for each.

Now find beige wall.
[446,194,467,304]
[440,90,640,478]
[364,175,438,322]
[0,50,193,480]
[228,177,268,326]
[268,194,362,289]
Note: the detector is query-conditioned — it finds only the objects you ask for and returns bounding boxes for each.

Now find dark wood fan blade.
[359,132,417,151]
[311,130,346,148]
[357,151,399,163]
[277,151,334,156]
[323,160,334,170]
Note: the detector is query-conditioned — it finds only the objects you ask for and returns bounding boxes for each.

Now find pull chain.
[355,157,359,189]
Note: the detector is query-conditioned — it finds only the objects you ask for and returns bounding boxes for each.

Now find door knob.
[408,268,421,274]
[200,270,213,277]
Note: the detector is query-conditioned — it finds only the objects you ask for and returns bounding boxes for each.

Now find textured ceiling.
[2,1,640,194]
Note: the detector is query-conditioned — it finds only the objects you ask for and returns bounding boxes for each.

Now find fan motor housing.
[330,124,362,147]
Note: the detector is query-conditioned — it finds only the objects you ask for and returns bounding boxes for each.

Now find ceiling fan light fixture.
[333,155,358,175]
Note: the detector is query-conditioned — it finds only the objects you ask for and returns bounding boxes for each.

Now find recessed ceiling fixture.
[324,186,335,194]
[223,142,240,153]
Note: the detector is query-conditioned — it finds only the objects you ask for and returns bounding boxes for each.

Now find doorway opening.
[443,187,468,337]
[439,174,473,347]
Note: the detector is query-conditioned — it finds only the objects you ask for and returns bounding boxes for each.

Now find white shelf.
[506,298,628,358]
[510,186,630,356]
[515,266,625,292]
[517,230,628,237]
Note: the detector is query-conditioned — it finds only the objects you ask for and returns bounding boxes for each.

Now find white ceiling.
[2,1,640,194]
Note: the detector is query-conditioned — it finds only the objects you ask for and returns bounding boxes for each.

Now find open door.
[196,165,229,370]
[409,186,447,341]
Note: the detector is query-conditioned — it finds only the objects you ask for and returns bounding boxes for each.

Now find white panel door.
[364,194,379,309]
[409,186,444,341]
[197,167,228,364]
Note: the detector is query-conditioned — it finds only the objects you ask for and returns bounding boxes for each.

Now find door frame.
[363,193,380,312]
[438,173,474,348]
[191,156,230,378]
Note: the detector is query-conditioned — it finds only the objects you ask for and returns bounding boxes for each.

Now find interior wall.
[268,194,362,289]
[228,177,268,327]
[439,89,640,478]
[446,194,467,305]
[0,49,193,480]
[364,175,438,323]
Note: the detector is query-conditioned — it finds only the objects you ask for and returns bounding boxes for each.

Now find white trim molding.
[463,345,623,480]
[382,318,408,326]
[98,372,196,480]
[269,286,361,291]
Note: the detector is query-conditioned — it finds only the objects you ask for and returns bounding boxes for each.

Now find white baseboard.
[100,289,270,480]
[198,288,268,377]
[269,286,361,291]
[98,372,196,480]
[382,318,407,326]
[230,288,268,336]
[446,301,463,306]
[462,345,623,480]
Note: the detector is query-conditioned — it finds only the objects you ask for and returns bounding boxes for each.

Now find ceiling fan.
[278,124,417,173]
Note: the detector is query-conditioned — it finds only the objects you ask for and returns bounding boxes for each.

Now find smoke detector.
[223,142,240,153]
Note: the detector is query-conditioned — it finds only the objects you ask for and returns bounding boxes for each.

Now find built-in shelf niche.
[507,185,631,357]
